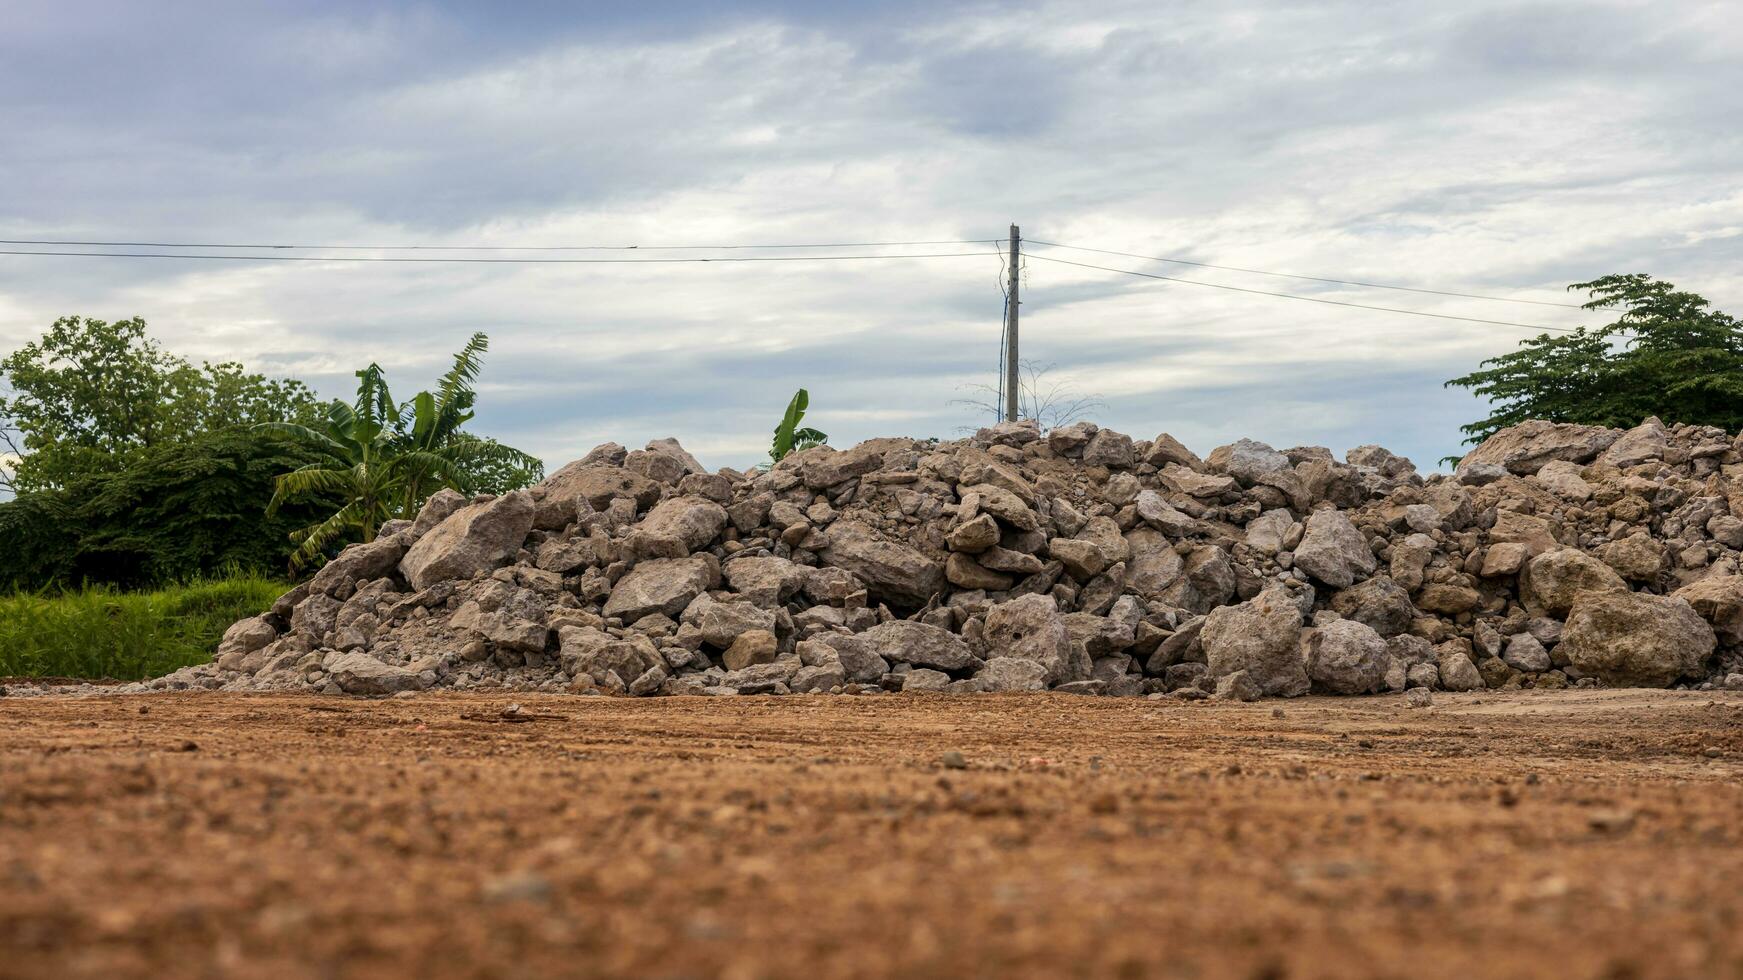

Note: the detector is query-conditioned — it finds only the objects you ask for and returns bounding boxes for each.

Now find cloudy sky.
[2,0,1740,474]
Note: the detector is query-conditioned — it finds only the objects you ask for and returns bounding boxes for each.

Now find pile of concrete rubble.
[159,417,1743,699]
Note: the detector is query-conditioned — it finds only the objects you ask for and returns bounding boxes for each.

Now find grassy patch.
[0,573,288,681]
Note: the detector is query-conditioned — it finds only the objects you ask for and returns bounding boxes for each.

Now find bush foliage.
[0,572,286,680]
[1448,274,1743,450]
[0,428,331,590]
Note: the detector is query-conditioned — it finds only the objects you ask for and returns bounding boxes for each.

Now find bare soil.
[2,689,1741,979]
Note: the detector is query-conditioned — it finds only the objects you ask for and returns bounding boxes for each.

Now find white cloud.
[1,1,1741,473]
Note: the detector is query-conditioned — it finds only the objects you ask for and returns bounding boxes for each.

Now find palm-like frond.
[286,498,371,570]
[262,331,541,571]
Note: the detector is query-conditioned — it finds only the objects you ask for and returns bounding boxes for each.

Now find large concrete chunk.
[1560,591,1715,687]
[817,520,945,606]
[723,555,809,607]
[1520,547,1627,618]
[398,491,535,591]
[310,536,408,596]
[535,461,660,512]
[679,592,777,647]
[859,620,976,672]
[982,593,1081,684]
[1293,509,1376,589]
[1457,420,1620,476]
[1303,619,1390,694]
[328,652,424,696]
[603,555,721,622]
[1672,575,1743,646]
[1201,589,1308,697]
[625,495,728,559]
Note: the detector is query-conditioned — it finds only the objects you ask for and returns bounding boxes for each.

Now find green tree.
[260,332,543,568]
[0,316,318,492]
[0,428,330,590]
[1446,274,1743,452]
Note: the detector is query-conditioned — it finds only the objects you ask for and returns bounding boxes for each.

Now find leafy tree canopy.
[0,316,319,493]
[0,427,330,591]
[1446,274,1743,452]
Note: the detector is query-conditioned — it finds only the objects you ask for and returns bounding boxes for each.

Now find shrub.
[0,572,286,680]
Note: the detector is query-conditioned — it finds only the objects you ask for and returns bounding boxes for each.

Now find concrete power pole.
[1005,223,1021,423]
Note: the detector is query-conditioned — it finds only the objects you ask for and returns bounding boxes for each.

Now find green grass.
[0,572,289,681]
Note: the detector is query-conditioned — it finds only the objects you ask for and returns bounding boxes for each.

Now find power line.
[1025,253,1586,333]
[0,248,996,265]
[0,237,998,252]
[1026,239,1589,309]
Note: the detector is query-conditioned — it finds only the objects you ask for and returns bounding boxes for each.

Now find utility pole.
[1005,223,1021,423]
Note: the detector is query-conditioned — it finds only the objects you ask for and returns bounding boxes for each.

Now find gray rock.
[723,555,809,607]
[791,662,846,693]
[680,592,777,647]
[1214,669,1263,701]
[902,668,952,692]
[328,652,424,696]
[1436,646,1484,692]
[1502,633,1552,673]
[1134,490,1195,536]
[1244,509,1295,556]
[1328,576,1415,638]
[1080,428,1136,468]
[399,491,536,591]
[1457,420,1621,476]
[1201,589,1307,697]
[1206,438,1290,486]
[309,536,407,596]
[624,496,728,559]
[1293,508,1377,588]
[809,633,890,683]
[560,627,666,688]
[1303,619,1391,694]
[1560,591,1715,687]
[603,555,722,622]
[981,593,1080,684]
[860,620,976,672]
[817,520,946,606]
[973,657,1050,692]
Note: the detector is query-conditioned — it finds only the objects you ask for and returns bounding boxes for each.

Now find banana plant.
[770,388,827,464]
[258,333,542,569]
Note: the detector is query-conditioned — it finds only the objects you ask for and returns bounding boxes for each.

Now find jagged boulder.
[327,652,424,696]
[859,621,976,672]
[1560,591,1715,687]
[817,521,945,606]
[981,593,1081,684]
[625,496,728,559]
[1303,619,1390,694]
[1520,547,1627,618]
[1201,589,1307,697]
[399,491,535,591]
[1457,420,1620,476]
[1672,575,1743,646]
[1293,509,1376,588]
[603,555,721,622]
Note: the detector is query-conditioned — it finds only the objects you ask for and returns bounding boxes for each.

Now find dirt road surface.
[2,689,1740,979]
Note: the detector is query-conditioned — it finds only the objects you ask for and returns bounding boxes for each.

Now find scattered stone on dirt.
[1,690,1740,979]
[75,417,1743,701]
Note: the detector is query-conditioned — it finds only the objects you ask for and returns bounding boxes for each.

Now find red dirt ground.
[2,688,1741,979]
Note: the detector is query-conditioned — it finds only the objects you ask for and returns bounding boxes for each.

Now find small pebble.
[940,750,968,770]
